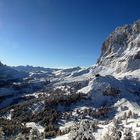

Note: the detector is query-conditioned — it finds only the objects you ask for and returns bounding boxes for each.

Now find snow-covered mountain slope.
[0,20,140,140]
[57,20,140,82]
[0,62,27,81]
[96,20,140,76]
[53,67,82,78]
[44,20,140,140]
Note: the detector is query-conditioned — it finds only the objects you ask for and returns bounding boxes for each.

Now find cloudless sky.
[0,0,140,68]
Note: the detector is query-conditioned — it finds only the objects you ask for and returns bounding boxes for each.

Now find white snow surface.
[1,20,140,140]
[26,122,44,133]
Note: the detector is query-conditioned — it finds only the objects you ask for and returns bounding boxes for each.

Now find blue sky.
[0,0,140,68]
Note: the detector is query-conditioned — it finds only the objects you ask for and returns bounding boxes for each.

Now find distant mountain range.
[0,62,28,81]
[12,65,59,73]
[0,20,140,140]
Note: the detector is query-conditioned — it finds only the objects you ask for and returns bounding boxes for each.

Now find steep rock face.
[97,20,140,73]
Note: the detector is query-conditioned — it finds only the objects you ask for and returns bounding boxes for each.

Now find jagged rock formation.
[97,20,140,74]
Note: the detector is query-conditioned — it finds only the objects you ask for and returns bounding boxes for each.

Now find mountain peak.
[0,61,4,66]
[97,20,140,74]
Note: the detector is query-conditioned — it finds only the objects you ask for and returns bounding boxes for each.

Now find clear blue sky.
[0,0,140,68]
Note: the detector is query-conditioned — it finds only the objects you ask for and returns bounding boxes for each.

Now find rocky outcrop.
[89,75,122,107]
[97,20,140,74]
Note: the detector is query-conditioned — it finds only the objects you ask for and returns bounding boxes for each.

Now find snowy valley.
[0,20,140,140]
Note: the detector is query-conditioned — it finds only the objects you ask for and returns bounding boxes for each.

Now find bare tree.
[128,110,132,118]
[123,128,134,140]
[102,126,122,140]
[0,127,5,140]
[29,128,42,140]
[15,133,25,140]
[136,132,140,140]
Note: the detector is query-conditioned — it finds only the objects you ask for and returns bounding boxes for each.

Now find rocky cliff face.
[97,20,140,74]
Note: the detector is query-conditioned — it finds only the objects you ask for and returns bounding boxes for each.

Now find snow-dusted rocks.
[97,20,140,74]
[79,75,122,107]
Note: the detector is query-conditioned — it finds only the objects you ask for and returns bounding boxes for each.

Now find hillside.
[0,20,140,140]
[0,62,28,81]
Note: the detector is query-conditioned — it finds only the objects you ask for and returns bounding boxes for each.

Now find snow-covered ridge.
[0,62,27,80]
[0,20,140,140]
[97,20,140,74]
[12,65,59,73]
